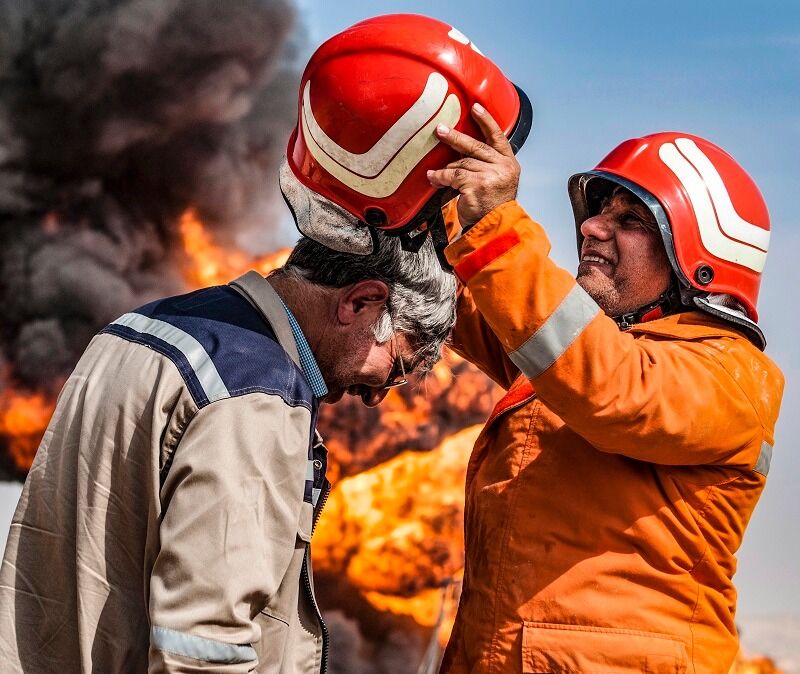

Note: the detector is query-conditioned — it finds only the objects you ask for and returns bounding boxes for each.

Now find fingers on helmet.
[426,167,472,189]
[436,124,496,161]
[472,103,514,156]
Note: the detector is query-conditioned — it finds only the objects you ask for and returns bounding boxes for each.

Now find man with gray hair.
[0,165,455,672]
[274,228,456,407]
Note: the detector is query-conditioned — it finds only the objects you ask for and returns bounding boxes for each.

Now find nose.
[362,388,389,408]
[580,212,614,242]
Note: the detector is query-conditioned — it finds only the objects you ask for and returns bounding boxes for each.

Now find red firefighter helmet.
[568,132,770,345]
[286,13,532,233]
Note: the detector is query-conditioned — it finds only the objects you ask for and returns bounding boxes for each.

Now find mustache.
[580,244,616,265]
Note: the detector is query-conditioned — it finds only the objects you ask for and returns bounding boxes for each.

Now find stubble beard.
[576,268,627,317]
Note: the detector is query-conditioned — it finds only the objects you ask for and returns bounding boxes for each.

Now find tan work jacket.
[440,202,784,674]
[0,272,330,673]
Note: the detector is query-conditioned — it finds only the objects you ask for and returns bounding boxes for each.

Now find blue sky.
[301,0,800,618]
[0,0,797,629]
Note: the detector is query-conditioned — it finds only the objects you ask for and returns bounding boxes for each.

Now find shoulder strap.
[229,271,302,369]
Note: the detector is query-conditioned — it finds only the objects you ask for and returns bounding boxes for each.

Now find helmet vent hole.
[364,208,387,227]
[695,265,714,285]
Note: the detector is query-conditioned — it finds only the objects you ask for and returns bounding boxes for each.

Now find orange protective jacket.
[439,201,783,674]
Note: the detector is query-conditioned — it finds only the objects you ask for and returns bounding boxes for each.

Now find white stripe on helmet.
[301,76,461,198]
[303,72,448,178]
[658,140,768,273]
[674,138,769,252]
[447,27,485,56]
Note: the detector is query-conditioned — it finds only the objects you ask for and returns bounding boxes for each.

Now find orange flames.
[178,209,290,286]
[313,426,479,641]
[0,210,289,474]
[0,384,56,473]
[0,211,69,473]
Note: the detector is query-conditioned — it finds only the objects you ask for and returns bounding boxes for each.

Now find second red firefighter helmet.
[568,132,770,346]
[286,13,532,233]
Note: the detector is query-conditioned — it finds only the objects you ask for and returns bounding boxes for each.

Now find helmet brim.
[508,84,533,156]
[567,170,690,290]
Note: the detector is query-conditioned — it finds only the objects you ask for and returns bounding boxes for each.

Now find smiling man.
[429,111,784,673]
[576,186,673,320]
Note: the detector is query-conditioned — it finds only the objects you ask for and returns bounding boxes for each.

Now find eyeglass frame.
[381,334,408,390]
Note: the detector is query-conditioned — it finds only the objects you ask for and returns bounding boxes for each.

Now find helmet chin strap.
[391,187,458,271]
[613,280,684,330]
[612,279,768,350]
[394,209,452,271]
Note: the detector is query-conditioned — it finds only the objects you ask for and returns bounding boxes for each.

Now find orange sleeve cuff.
[444,200,527,283]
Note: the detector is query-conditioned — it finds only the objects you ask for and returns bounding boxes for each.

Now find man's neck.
[266,273,333,352]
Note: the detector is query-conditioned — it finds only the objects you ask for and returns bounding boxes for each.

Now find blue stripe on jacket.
[101,285,315,411]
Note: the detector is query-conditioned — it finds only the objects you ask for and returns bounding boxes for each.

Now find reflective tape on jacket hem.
[151,626,257,664]
[754,441,773,476]
[508,284,600,379]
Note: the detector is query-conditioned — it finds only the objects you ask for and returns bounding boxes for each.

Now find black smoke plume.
[0,0,303,478]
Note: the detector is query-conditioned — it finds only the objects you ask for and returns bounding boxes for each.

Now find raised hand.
[427,102,521,230]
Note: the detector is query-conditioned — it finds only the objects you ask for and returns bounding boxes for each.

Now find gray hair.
[281,232,456,372]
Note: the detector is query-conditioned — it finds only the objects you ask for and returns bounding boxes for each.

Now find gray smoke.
[0,0,303,434]
[326,610,429,674]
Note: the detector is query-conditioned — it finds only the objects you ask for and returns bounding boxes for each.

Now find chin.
[577,271,608,299]
[321,387,345,404]
[577,274,619,316]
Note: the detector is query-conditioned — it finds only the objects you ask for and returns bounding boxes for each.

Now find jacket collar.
[229,271,302,368]
[279,299,328,398]
[628,310,750,341]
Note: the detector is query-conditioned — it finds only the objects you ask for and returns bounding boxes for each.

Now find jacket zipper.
[304,480,331,674]
[312,480,330,533]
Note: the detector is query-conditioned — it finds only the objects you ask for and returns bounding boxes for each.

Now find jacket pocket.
[254,610,290,674]
[522,621,688,673]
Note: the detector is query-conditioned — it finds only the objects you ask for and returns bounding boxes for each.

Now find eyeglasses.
[382,334,408,390]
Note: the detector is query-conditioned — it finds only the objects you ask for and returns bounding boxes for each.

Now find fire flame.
[0,210,289,474]
[0,385,56,473]
[178,209,290,286]
[313,425,477,594]
[313,425,478,652]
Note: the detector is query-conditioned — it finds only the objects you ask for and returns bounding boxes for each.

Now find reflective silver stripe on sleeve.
[312,487,322,506]
[754,441,773,476]
[508,284,600,379]
[151,626,257,664]
[112,312,230,403]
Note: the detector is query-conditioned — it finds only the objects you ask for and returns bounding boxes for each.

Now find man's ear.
[337,280,390,325]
